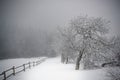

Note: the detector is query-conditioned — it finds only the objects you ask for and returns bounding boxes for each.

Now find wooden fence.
[0,58,46,80]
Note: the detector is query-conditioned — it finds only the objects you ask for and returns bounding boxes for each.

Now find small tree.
[111,36,120,62]
[107,67,120,80]
[102,36,120,67]
[59,16,110,70]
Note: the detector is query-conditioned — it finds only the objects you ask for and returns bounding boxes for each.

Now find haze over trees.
[0,26,56,59]
[56,15,120,70]
[0,0,120,80]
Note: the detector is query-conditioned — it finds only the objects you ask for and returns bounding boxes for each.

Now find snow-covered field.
[1,57,109,80]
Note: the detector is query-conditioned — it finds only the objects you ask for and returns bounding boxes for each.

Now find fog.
[0,0,120,59]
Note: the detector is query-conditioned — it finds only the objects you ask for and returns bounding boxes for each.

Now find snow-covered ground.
[4,57,109,80]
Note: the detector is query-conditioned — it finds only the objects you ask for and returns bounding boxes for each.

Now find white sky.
[2,0,120,35]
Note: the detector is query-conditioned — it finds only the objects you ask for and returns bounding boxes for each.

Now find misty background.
[0,0,120,59]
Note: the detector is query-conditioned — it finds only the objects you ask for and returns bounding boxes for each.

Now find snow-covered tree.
[102,36,120,67]
[111,36,120,62]
[107,67,120,80]
[59,16,110,70]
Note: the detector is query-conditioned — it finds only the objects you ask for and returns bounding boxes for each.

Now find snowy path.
[8,57,107,80]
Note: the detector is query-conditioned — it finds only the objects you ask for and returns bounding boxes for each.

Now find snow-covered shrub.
[106,67,120,80]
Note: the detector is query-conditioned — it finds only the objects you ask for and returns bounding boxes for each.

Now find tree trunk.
[65,57,68,64]
[75,51,83,70]
[61,53,65,63]
[101,61,120,67]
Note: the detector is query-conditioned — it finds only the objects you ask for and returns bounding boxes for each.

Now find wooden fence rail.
[0,58,46,80]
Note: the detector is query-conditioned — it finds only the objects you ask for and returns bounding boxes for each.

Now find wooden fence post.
[36,61,38,65]
[37,61,39,65]
[23,64,25,71]
[33,62,35,67]
[39,61,40,64]
[3,71,6,80]
[29,62,31,69]
[13,66,15,75]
